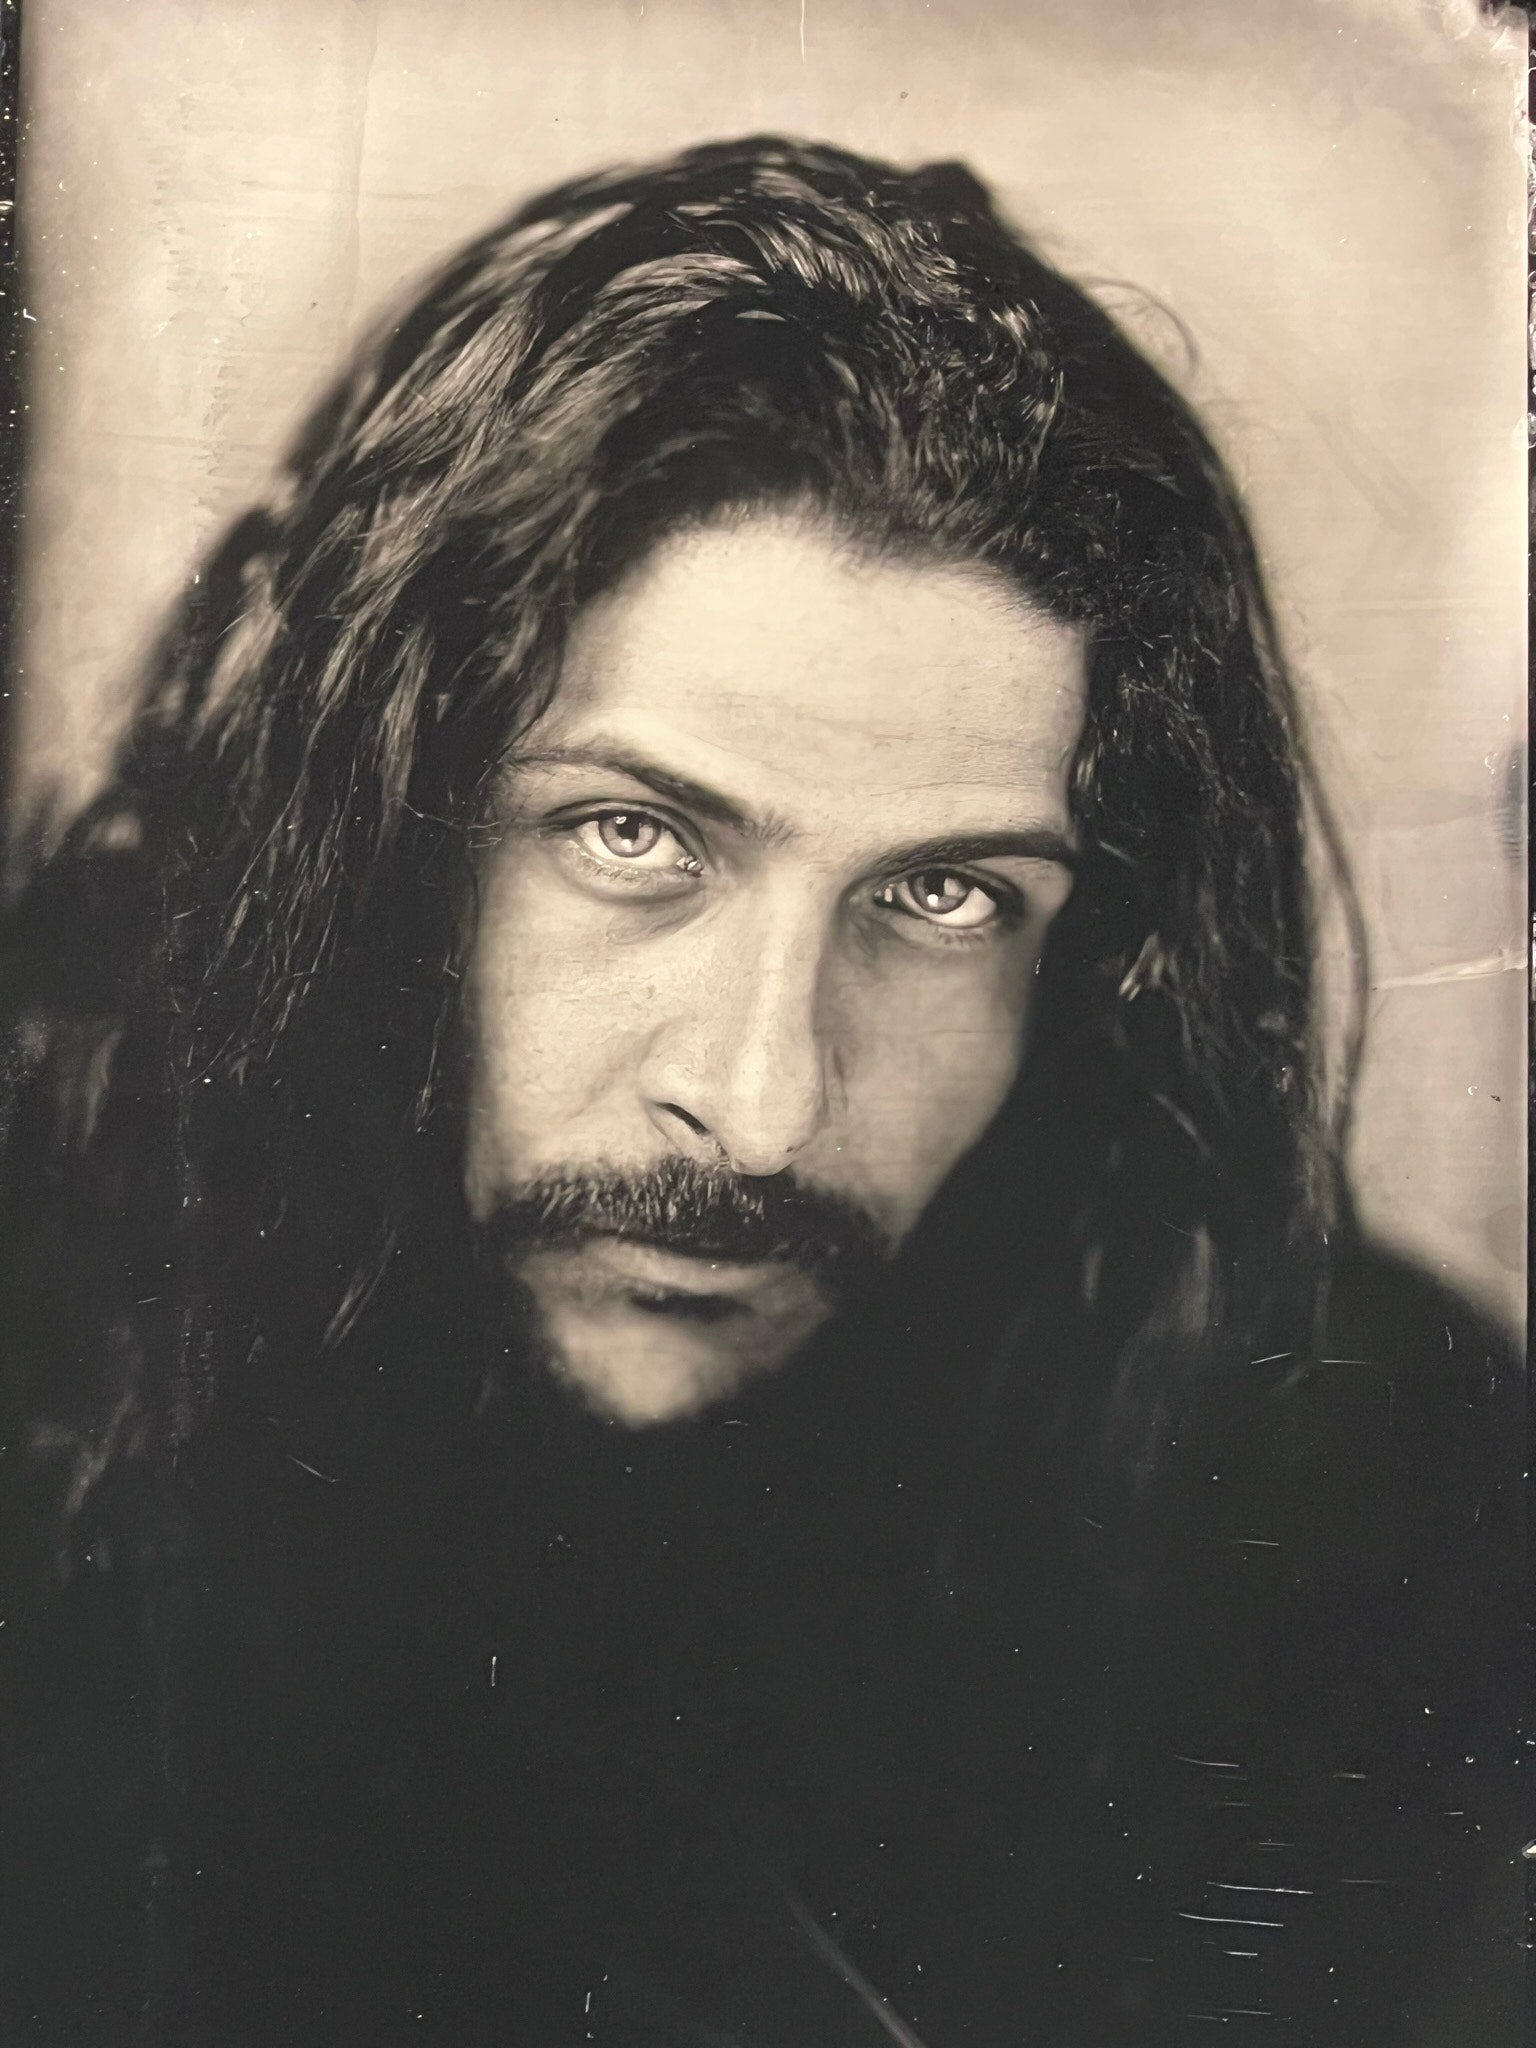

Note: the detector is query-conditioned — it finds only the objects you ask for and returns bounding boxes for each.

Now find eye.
[567,808,702,876]
[876,868,1002,931]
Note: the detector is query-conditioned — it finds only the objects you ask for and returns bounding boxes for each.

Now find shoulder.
[1235,1238,1521,1668]
[1154,1237,1522,1681]
[1290,1236,1517,1456]
[1158,1234,1519,1552]
[949,1234,1520,1657]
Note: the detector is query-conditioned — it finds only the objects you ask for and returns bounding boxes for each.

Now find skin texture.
[465,511,1086,1422]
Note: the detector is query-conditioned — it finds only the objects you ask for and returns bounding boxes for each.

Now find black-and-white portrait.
[1,5,1525,2043]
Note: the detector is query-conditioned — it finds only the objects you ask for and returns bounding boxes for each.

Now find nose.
[641,889,833,1179]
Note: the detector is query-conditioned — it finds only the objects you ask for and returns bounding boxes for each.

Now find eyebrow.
[511,742,1077,873]
[872,830,1077,875]
[513,742,786,839]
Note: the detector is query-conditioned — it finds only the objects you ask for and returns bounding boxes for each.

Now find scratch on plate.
[287,1453,338,1484]
[1211,1882,1312,1896]
[1177,1912,1285,1929]
[1372,946,1522,989]
[782,1886,930,2048]
[1184,2011,1278,2023]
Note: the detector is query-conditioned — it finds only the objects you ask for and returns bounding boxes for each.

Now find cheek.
[462,850,647,1198]
[836,950,1038,1228]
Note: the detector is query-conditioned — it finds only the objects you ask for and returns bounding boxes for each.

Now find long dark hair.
[2,135,1361,1569]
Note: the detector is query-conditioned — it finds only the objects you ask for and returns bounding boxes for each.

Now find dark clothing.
[2,1239,1525,2046]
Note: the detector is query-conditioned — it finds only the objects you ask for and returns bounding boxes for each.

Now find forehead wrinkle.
[677,681,1077,751]
[857,768,1075,809]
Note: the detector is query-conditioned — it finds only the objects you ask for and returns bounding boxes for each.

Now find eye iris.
[598,812,661,859]
[911,870,970,914]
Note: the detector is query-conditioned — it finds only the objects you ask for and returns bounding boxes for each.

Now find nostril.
[644,1096,726,1163]
[659,1101,710,1138]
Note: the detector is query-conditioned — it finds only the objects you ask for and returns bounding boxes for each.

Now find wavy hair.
[1,136,1362,1543]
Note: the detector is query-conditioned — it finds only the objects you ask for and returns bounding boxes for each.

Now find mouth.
[583,1235,805,1301]
[625,1287,744,1324]
[519,1234,823,1321]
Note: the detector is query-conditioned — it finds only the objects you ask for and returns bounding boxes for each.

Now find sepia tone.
[0,3,1526,2044]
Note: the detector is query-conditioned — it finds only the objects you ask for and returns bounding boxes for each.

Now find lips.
[580,1237,791,1293]
[518,1235,826,1321]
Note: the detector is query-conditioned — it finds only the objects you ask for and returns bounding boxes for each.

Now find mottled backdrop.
[11,0,1526,1319]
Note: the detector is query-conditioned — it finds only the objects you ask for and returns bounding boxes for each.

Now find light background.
[10,0,1527,1322]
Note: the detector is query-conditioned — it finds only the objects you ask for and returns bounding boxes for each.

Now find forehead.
[533,513,1087,846]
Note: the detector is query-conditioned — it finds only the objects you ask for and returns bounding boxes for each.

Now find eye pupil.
[913,869,967,912]
[598,811,661,858]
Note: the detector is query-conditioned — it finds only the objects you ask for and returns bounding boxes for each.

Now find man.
[0,138,1521,2045]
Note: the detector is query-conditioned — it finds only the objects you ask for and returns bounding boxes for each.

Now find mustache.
[478,1156,895,1296]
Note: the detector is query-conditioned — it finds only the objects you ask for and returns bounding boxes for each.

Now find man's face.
[465,511,1086,1423]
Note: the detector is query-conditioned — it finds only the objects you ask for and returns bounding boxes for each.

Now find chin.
[533,1293,831,1427]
